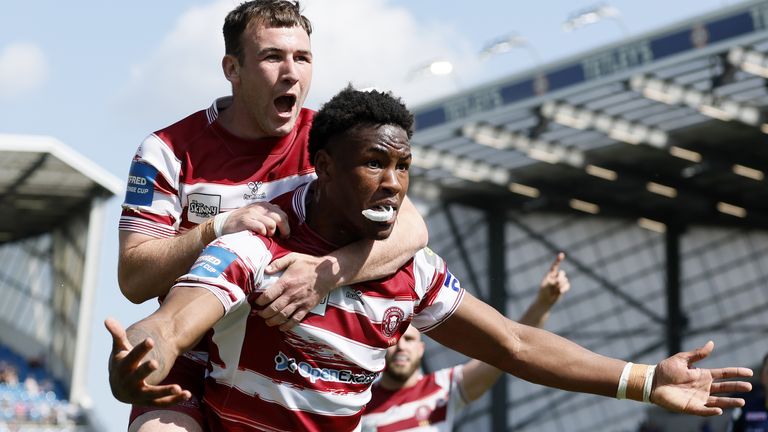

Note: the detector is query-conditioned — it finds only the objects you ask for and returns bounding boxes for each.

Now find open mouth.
[362,205,394,222]
[274,94,297,114]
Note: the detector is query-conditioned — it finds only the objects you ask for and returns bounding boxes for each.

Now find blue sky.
[1,0,733,429]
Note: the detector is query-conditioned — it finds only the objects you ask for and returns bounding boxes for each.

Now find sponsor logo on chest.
[187,193,221,224]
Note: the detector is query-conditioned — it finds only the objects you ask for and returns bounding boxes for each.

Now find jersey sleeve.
[119,134,183,239]
[446,365,470,412]
[411,247,465,333]
[171,231,273,315]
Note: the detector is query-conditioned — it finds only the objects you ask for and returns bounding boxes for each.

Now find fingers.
[263,302,299,327]
[710,367,754,380]
[556,271,571,294]
[549,252,565,274]
[684,340,715,364]
[264,254,296,276]
[229,203,290,238]
[150,390,193,407]
[140,384,191,406]
[279,309,308,332]
[711,380,752,394]
[122,338,155,366]
[687,406,723,417]
[706,395,745,410]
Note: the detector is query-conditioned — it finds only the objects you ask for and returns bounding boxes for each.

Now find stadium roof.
[0,134,123,243]
[409,0,768,231]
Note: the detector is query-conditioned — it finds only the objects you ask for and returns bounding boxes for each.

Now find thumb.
[105,318,130,352]
[683,340,714,364]
[266,254,296,274]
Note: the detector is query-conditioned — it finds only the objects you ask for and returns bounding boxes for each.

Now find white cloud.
[114,0,231,128]
[0,42,49,100]
[303,0,477,108]
[115,0,475,127]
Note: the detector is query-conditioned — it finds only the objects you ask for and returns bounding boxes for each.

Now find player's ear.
[222,54,240,85]
[314,150,334,181]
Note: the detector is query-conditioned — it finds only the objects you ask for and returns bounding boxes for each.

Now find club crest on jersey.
[381,307,405,338]
[187,193,221,224]
[243,181,267,201]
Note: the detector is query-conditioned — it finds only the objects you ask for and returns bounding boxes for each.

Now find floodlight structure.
[562,3,628,35]
[479,33,541,64]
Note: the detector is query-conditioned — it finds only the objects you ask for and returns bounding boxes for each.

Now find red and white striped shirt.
[361,367,468,432]
[119,96,316,238]
[175,184,466,431]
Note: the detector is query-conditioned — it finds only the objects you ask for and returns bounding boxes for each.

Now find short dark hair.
[224,0,312,63]
[309,86,414,164]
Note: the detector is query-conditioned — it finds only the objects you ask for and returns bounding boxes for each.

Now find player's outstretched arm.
[255,195,428,330]
[461,253,570,402]
[119,202,288,304]
[105,286,224,405]
[428,292,752,415]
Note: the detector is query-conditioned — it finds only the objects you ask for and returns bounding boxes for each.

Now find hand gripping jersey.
[360,366,469,432]
[120,96,316,238]
[174,183,466,431]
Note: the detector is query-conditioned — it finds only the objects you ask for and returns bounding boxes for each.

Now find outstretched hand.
[253,253,338,331]
[537,252,570,305]
[105,318,190,406]
[651,341,752,416]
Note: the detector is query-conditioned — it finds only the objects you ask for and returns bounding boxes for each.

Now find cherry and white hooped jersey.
[119,96,316,238]
[174,184,466,432]
[361,367,468,432]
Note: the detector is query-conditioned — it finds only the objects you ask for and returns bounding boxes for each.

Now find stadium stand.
[0,135,121,431]
[407,1,768,431]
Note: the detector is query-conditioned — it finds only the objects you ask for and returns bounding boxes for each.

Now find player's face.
[322,124,411,242]
[230,23,312,137]
[385,326,424,382]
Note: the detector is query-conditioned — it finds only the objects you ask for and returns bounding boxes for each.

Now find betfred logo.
[186,193,222,224]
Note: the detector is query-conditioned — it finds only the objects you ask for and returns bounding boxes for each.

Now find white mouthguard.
[362,206,394,222]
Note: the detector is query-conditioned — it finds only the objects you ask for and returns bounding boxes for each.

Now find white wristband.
[212,212,231,238]
[616,362,633,400]
[643,364,656,403]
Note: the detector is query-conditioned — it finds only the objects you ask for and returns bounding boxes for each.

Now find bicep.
[119,230,155,258]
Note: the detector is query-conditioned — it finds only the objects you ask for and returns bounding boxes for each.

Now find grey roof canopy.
[409,0,768,231]
[0,134,123,243]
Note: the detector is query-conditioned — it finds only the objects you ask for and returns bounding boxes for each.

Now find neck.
[216,98,270,140]
[378,369,423,391]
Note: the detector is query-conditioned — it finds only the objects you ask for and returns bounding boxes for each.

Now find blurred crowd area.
[0,346,85,432]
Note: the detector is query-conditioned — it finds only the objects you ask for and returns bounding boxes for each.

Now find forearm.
[118,221,216,303]
[431,294,625,398]
[329,196,428,286]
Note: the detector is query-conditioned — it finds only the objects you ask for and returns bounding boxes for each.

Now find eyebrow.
[256,47,312,57]
[367,145,412,159]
